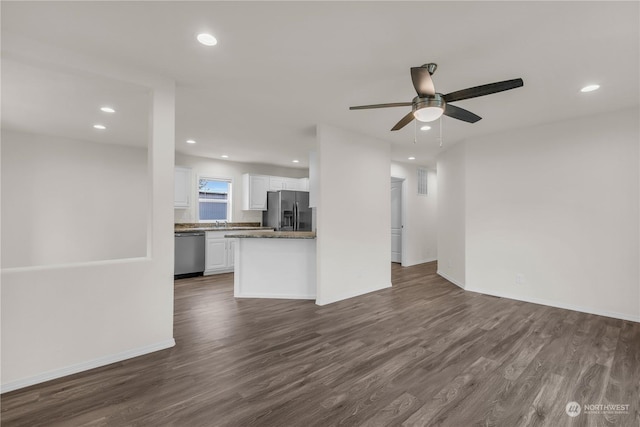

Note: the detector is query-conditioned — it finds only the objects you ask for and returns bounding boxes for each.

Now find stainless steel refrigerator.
[263,190,311,231]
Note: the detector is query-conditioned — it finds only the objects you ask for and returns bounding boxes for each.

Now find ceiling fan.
[349,63,523,131]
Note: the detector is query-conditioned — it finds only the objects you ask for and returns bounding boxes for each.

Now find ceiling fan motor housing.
[412,94,446,122]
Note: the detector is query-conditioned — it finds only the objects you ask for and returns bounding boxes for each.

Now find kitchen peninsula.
[227,231,316,300]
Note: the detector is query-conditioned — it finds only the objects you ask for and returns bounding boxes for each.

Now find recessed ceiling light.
[221,155,229,158]
[581,84,600,93]
[186,139,196,144]
[292,159,300,163]
[197,33,218,46]
[408,156,416,160]
[420,125,431,131]
[93,124,106,130]
[100,106,115,113]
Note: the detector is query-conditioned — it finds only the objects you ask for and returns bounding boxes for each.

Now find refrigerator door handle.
[294,202,298,231]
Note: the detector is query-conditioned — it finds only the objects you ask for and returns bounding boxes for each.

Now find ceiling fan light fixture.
[414,106,444,122]
[413,94,445,123]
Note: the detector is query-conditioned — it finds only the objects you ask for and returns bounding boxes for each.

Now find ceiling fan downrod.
[423,63,437,75]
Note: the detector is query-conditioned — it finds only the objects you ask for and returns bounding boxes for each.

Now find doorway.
[391,178,403,264]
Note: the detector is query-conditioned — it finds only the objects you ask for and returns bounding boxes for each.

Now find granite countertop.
[175,222,274,233]
[225,231,316,239]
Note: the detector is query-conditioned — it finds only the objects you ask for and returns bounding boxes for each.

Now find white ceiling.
[2,59,151,148]
[2,1,638,168]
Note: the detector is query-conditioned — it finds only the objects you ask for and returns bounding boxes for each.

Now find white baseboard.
[1,338,176,394]
[464,287,640,323]
[204,268,233,276]
[437,270,466,289]
[402,258,437,267]
[316,282,392,306]
[235,293,316,300]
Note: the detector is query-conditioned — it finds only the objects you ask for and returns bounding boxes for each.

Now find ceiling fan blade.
[410,67,436,97]
[391,111,415,131]
[443,78,524,103]
[349,102,412,110]
[444,104,482,123]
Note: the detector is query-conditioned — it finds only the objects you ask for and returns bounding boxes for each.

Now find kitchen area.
[174,155,317,300]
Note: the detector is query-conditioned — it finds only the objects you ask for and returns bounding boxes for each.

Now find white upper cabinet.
[269,176,286,191]
[243,173,309,210]
[298,177,309,191]
[285,177,300,190]
[174,167,192,208]
[270,176,303,191]
[242,174,270,210]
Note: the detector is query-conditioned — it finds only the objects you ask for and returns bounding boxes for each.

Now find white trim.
[437,270,466,289]
[204,267,234,276]
[402,258,437,267]
[235,293,316,300]
[315,282,392,306]
[1,256,152,274]
[1,339,176,394]
[464,287,640,323]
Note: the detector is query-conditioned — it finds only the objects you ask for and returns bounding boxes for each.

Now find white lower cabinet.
[204,231,242,275]
[205,238,228,273]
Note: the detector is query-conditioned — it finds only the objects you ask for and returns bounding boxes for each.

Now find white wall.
[174,153,308,224]
[390,162,438,267]
[2,130,147,268]
[316,124,391,305]
[1,52,176,391]
[436,142,467,288]
[436,107,639,321]
[464,108,639,321]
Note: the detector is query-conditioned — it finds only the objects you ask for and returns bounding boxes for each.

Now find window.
[198,177,232,222]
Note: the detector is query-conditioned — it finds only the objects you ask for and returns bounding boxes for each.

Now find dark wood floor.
[2,262,639,426]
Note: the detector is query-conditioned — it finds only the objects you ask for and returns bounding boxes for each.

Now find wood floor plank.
[360,392,418,427]
[1,261,638,427]
[401,356,499,426]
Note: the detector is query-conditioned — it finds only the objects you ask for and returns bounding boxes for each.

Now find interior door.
[391,180,402,263]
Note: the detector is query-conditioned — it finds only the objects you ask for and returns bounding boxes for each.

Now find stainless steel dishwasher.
[174,232,205,278]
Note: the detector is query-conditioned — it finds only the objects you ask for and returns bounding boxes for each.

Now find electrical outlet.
[515,273,525,286]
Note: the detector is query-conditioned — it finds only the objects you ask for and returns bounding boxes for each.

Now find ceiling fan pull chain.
[439,117,444,148]
[414,119,417,144]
